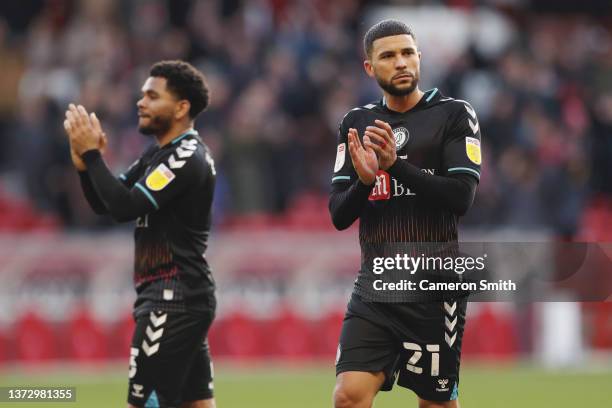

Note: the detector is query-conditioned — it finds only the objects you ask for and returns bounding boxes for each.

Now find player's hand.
[67,132,106,171]
[69,132,105,171]
[64,104,104,156]
[90,110,108,154]
[348,128,378,186]
[70,148,87,171]
[364,120,397,170]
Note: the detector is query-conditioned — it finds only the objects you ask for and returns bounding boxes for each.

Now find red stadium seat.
[213,312,264,358]
[14,311,57,362]
[462,305,518,359]
[265,309,314,359]
[578,197,612,241]
[65,309,109,361]
[109,311,136,359]
[591,303,612,349]
[313,310,344,357]
[0,193,60,232]
[285,192,333,230]
[207,318,228,357]
[0,327,8,362]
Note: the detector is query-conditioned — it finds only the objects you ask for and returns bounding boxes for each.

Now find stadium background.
[0,0,611,406]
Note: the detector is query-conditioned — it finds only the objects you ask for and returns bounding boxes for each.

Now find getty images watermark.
[371,253,516,292]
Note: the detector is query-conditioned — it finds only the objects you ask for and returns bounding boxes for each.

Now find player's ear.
[364,59,375,78]
[175,100,191,120]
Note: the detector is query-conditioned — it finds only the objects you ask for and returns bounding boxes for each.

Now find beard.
[375,72,419,97]
[138,112,173,136]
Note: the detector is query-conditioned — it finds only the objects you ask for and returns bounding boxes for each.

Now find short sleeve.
[443,102,482,181]
[331,114,357,185]
[133,139,209,210]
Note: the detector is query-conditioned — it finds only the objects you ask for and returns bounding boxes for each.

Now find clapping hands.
[63,104,107,170]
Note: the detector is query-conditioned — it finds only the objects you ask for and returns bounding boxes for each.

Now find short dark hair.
[364,19,416,59]
[149,60,210,119]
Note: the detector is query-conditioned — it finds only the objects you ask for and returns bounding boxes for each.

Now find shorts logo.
[393,127,409,150]
[335,344,342,365]
[334,143,346,173]
[142,311,167,357]
[436,378,450,392]
[131,383,145,398]
[444,302,458,347]
[145,163,175,191]
[465,137,481,165]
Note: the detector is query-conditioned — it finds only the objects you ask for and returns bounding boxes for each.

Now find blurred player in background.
[64,60,217,408]
[329,20,482,408]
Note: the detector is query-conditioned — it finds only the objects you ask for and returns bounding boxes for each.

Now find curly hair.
[363,20,416,59]
[149,60,210,119]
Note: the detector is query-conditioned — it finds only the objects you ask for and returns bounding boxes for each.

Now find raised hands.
[64,104,107,170]
[363,120,397,170]
[347,127,378,185]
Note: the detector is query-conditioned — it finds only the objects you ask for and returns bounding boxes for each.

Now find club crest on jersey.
[334,143,346,173]
[145,163,175,191]
[393,127,409,150]
[465,137,481,165]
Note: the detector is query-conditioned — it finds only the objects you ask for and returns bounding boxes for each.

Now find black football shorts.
[127,309,215,407]
[336,294,467,401]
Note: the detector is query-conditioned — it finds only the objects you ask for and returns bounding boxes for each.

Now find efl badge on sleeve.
[465,137,481,165]
[145,163,176,191]
[334,143,346,173]
[369,170,391,201]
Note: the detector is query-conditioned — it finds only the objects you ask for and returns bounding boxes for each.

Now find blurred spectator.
[0,0,609,237]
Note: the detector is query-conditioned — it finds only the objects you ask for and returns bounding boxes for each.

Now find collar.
[170,129,199,145]
[381,88,440,113]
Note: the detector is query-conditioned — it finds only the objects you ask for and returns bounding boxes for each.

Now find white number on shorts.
[129,347,139,378]
[403,343,440,376]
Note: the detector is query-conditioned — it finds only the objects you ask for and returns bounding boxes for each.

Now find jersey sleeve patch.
[145,163,176,191]
[334,143,346,173]
[465,137,481,165]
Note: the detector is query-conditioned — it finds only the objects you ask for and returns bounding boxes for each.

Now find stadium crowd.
[0,0,610,237]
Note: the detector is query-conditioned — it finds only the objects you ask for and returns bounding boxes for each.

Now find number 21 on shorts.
[403,343,440,376]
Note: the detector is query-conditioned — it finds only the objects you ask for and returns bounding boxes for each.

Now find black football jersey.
[119,130,216,316]
[331,88,482,244]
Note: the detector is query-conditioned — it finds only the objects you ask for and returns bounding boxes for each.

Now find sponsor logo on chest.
[368,168,436,200]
